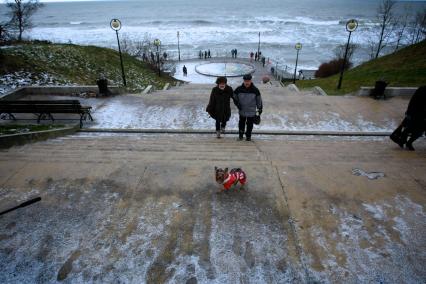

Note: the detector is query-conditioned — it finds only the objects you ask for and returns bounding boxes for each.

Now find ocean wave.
[70,21,83,25]
[143,20,214,26]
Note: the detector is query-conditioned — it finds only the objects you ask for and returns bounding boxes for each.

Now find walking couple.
[206,74,263,141]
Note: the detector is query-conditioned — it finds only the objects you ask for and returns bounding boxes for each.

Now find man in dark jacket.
[206,76,233,138]
[390,86,426,150]
[233,74,263,141]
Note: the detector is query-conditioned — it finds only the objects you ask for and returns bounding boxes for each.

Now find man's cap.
[243,74,252,80]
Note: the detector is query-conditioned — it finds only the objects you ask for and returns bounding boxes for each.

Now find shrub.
[315,58,352,78]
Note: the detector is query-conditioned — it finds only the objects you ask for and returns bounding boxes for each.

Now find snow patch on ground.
[306,196,426,283]
[0,71,72,96]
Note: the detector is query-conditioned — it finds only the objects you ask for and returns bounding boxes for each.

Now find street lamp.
[110,19,126,86]
[337,19,358,89]
[257,32,261,60]
[154,38,161,77]
[293,42,302,84]
[177,31,181,61]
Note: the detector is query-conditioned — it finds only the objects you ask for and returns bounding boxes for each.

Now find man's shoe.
[216,131,221,139]
[237,136,243,141]
[406,142,415,151]
[390,135,404,148]
[246,137,251,141]
[220,127,225,134]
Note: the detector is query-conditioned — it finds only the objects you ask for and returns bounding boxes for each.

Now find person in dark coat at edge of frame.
[182,65,187,76]
[233,74,263,141]
[390,85,426,151]
[206,76,233,139]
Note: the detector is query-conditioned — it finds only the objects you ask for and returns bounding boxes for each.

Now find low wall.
[357,86,418,97]
[1,85,127,100]
[0,125,79,149]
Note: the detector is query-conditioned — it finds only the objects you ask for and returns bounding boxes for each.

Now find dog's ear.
[224,167,228,173]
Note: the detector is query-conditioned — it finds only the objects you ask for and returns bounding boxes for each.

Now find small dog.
[215,167,247,193]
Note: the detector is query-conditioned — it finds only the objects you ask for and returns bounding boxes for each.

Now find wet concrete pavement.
[0,133,425,283]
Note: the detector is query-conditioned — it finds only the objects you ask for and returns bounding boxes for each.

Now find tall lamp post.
[154,38,161,77]
[177,31,181,61]
[337,19,358,89]
[257,32,261,59]
[293,42,302,84]
[110,19,126,86]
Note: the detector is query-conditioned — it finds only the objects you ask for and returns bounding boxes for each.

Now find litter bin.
[371,80,388,99]
[96,78,109,96]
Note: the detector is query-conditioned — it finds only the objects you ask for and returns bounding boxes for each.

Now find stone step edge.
[80,128,391,137]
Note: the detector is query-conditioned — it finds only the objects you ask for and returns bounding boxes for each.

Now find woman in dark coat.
[206,76,233,138]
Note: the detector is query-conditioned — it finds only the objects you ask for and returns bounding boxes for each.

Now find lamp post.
[154,38,161,77]
[257,32,261,59]
[293,42,302,84]
[177,31,181,61]
[337,19,358,89]
[110,19,126,86]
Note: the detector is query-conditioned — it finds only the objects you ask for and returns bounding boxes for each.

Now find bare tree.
[0,23,11,43]
[6,0,44,41]
[393,12,409,51]
[375,0,396,58]
[334,43,358,64]
[414,9,426,43]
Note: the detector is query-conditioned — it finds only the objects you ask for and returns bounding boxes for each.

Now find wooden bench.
[0,100,93,128]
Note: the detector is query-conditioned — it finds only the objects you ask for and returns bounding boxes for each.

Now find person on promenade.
[183,65,187,76]
[255,52,258,61]
[390,86,426,151]
[233,74,263,141]
[204,51,207,59]
[199,50,203,59]
[250,52,254,62]
[235,49,238,58]
[208,49,211,58]
[261,56,266,67]
[206,77,233,138]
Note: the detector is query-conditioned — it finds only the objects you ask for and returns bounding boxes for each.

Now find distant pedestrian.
[208,49,211,58]
[183,65,188,76]
[261,56,266,67]
[142,52,147,61]
[250,52,254,62]
[206,76,233,139]
[204,51,207,59]
[255,52,258,61]
[258,51,262,59]
[163,52,168,60]
[231,49,235,58]
[150,52,155,62]
[390,86,426,151]
[199,50,203,59]
[233,74,263,141]
[235,49,238,58]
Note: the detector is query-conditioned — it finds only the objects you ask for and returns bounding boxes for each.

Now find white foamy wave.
[70,21,83,25]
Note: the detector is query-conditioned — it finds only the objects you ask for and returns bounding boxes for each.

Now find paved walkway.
[0,133,425,283]
[170,57,279,85]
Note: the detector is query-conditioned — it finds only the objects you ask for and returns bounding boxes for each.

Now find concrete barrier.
[313,86,328,96]
[0,85,127,100]
[142,85,153,94]
[357,86,418,97]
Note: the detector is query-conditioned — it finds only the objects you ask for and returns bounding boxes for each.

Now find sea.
[1,0,425,70]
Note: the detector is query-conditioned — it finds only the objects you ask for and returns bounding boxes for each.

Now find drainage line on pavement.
[80,128,391,137]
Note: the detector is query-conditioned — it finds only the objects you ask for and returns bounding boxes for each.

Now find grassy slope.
[296,40,426,95]
[0,42,176,91]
